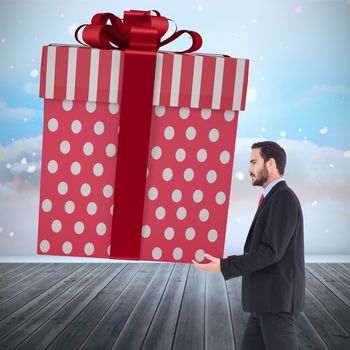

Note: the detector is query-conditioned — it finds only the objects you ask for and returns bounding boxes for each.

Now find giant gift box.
[37,10,249,263]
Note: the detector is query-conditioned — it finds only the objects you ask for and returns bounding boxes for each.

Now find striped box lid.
[39,44,249,111]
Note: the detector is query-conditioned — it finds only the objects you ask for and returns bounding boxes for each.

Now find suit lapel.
[244,181,287,251]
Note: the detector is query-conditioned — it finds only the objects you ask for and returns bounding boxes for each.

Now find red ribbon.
[75,10,202,260]
[75,10,202,53]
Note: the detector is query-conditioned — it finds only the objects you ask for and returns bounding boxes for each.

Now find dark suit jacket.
[220,180,305,313]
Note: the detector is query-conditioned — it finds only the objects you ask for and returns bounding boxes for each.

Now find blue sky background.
[0,0,350,258]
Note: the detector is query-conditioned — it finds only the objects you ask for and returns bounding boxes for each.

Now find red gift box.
[37,10,249,263]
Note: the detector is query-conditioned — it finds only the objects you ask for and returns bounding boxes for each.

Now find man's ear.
[267,158,276,171]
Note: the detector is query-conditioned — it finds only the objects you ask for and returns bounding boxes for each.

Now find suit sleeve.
[220,190,299,280]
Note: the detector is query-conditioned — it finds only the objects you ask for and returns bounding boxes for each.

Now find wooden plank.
[329,264,350,281]
[304,287,350,349]
[206,271,235,350]
[0,263,27,276]
[172,264,206,350]
[225,276,248,349]
[320,264,350,290]
[14,263,133,350]
[0,264,63,305]
[112,263,175,350]
[295,312,329,350]
[0,263,50,292]
[48,263,157,350]
[139,263,190,350]
[0,264,93,340]
[305,268,350,332]
[306,264,350,307]
[0,263,114,349]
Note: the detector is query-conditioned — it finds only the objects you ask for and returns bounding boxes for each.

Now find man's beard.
[252,165,269,186]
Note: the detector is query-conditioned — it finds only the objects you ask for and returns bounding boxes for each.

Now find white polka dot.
[40,240,50,253]
[93,163,104,176]
[86,101,96,113]
[57,181,68,195]
[71,162,81,175]
[84,242,94,256]
[48,118,58,132]
[175,148,186,162]
[83,142,94,156]
[186,126,196,140]
[193,190,203,203]
[142,225,151,238]
[94,121,104,135]
[151,146,162,160]
[195,249,205,262]
[172,189,182,203]
[216,192,226,205]
[207,170,217,183]
[62,241,72,254]
[179,107,190,119]
[81,183,91,197]
[103,185,113,198]
[71,120,82,134]
[96,223,106,236]
[199,209,209,222]
[87,202,97,215]
[148,187,158,200]
[164,227,174,240]
[152,247,162,260]
[74,221,84,234]
[51,220,62,233]
[42,199,52,212]
[197,149,207,162]
[224,110,235,122]
[65,200,75,214]
[220,151,230,164]
[173,247,183,260]
[164,126,175,140]
[62,100,73,111]
[162,168,173,181]
[185,227,195,240]
[155,106,165,117]
[208,229,218,242]
[176,207,187,220]
[109,103,119,114]
[155,206,166,220]
[201,108,211,119]
[106,144,116,157]
[184,168,194,181]
[209,129,219,142]
[48,160,58,173]
[60,140,70,154]
[107,245,111,256]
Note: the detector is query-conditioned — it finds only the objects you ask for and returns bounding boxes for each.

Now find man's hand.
[192,253,221,273]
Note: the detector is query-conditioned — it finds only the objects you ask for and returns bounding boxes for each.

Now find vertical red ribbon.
[75,10,202,259]
[109,49,157,259]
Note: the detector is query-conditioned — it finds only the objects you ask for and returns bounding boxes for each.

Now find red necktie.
[258,194,264,207]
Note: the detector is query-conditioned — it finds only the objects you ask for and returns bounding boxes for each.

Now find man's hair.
[251,141,287,175]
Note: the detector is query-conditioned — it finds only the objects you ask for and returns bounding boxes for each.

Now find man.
[192,141,305,350]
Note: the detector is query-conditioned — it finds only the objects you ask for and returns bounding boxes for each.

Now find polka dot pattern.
[37,100,238,262]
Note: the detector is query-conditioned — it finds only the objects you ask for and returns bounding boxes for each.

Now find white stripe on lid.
[170,54,182,107]
[232,59,245,110]
[153,53,163,106]
[212,57,225,109]
[88,49,99,102]
[45,46,56,99]
[109,50,121,103]
[190,55,203,108]
[66,47,77,100]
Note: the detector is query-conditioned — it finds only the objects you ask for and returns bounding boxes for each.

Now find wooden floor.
[0,263,349,350]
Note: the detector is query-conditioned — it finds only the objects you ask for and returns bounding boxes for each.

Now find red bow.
[75,10,202,53]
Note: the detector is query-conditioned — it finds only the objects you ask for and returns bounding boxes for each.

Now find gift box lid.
[39,44,249,111]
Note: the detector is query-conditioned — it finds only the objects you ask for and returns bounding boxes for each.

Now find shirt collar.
[263,177,285,198]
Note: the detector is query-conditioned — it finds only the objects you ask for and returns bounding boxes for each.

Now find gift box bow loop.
[75,10,202,53]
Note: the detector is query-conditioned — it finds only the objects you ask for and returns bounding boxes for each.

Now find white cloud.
[247,87,258,102]
[320,127,328,135]
[0,97,40,119]
[298,83,350,104]
[30,68,39,78]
